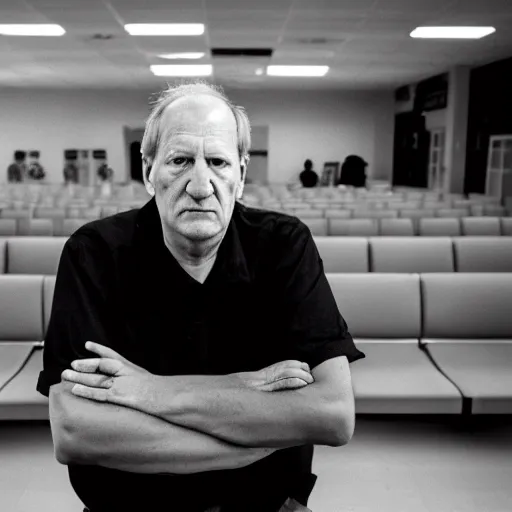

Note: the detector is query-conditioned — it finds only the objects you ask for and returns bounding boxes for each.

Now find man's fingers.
[85,341,127,362]
[71,384,109,402]
[276,368,314,384]
[271,378,310,391]
[71,357,123,376]
[62,369,113,389]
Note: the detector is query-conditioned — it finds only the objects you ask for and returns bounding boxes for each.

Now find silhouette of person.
[299,159,318,188]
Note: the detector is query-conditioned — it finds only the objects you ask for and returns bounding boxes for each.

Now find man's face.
[149,95,245,243]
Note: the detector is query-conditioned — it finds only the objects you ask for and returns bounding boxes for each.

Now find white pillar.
[444,66,470,194]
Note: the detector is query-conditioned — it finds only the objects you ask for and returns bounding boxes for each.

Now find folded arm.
[50,381,276,474]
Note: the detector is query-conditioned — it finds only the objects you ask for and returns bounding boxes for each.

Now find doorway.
[247,126,269,185]
[124,127,145,183]
[428,128,446,191]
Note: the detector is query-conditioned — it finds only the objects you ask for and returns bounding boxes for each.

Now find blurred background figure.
[27,151,46,181]
[338,155,368,188]
[7,150,27,182]
[299,159,319,188]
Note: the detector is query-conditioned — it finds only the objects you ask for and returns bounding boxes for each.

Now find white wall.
[0,87,394,185]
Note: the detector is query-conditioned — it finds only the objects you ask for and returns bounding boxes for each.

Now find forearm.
[141,373,344,448]
[51,382,275,474]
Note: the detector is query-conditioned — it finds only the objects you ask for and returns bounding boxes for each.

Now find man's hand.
[62,341,155,409]
[235,360,315,392]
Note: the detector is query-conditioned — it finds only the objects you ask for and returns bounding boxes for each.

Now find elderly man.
[37,82,365,512]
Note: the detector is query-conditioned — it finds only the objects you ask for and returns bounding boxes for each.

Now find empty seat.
[352,209,398,219]
[461,217,501,236]
[328,219,378,236]
[324,209,352,219]
[437,208,469,218]
[301,218,328,236]
[502,217,512,236]
[61,218,89,236]
[314,237,368,272]
[379,218,415,236]
[326,273,461,413]
[483,205,506,217]
[6,237,67,274]
[421,273,512,413]
[418,218,461,236]
[0,349,49,420]
[17,219,54,236]
[294,209,323,219]
[0,219,16,236]
[453,237,512,272]
[370,237,454,272]
[0,209,31,220]
[0,238,5,273]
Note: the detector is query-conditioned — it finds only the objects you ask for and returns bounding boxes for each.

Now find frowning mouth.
[183,209,216,213]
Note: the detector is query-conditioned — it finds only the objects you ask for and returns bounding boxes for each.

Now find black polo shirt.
[37,197,365,512]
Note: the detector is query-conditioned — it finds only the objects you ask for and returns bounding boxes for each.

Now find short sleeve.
[36,234,114,397]
[272,220,365,370]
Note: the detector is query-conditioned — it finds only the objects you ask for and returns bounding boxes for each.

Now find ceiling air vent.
[289,37,345,45]
[89,33,115,41]
[211,48,273,57]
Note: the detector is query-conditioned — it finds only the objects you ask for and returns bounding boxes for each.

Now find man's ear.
[237,157,248,200]
[142,158,155,197]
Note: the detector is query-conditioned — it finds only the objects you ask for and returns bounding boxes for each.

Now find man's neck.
[162,228,223,284]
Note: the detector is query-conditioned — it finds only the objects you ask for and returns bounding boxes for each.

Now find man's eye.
[210,158,227,168]
[171,157,188,166]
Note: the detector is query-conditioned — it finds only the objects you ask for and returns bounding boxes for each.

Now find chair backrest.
[326,273,421,338]
[0,219,16,236]
[352,209,398,219]
[328,218,379,236]
[500,217,512,236]
[0,275,44,341]
[461,217,501,236]
[399,208,435,219]
[294,209,324,219]
[379,218,415,236]
[369,237,454,272]
[422,273,512,338]
[43,275,56,336]
[301,218,328,236]
[437,208,469,218]
[313,237,369,272]
[0,237,6,273]
[453,237,512,272]
[0,209,31,220]
[6,237,68,274]
[22,219,54,236]
[33,207,65,219]
[418,218,461,236]
[324,209,352,219]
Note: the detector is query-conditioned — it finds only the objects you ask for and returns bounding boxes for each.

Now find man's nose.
[185,158,214,199]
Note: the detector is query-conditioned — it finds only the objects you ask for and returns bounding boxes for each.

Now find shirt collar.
[136,198,252,286]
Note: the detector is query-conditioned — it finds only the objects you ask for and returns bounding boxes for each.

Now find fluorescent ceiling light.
[410,26,495,39]
[125,24,204,36]
[267,65,329,77]
[0,24,65,36]
[150,64,212,76]
[158,52,205,59]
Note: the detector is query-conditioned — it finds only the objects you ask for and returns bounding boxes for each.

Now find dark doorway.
[392,112,430,188]
[130,141,143,182]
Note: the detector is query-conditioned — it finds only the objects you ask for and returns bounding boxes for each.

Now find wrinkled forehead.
[159,95,238,141]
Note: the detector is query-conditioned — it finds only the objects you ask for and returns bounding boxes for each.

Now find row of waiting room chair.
[299,216,512,236]
[0,236,511,275]
[0,272,510,419]
[2,216,512,238]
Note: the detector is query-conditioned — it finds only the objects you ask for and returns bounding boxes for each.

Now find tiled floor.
[1,416,511,512]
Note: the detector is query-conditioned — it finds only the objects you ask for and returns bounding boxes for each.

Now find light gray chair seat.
[425,341,512,414]
[501,217,512,236]
[453,237,512,272]
[6,237,67,274]
[461,217,501,236]
[0,349,49,420]
[418,218,461,236]
[313,237,368,272]
[0,219,16,236]
[379,218,415,236]
[328,219,378,236]
[351,341,462,414]
[369,237,454,272]
[324,209,352,219]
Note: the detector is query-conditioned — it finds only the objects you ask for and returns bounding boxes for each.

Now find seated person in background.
[27,151,46,181]
[299,159,319,188]
[38,81,364,512]
[7,150,26,182]
[337,155,368,188]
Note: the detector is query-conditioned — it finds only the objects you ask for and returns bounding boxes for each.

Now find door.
[392,112,430,188]
[247,126,268,185]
